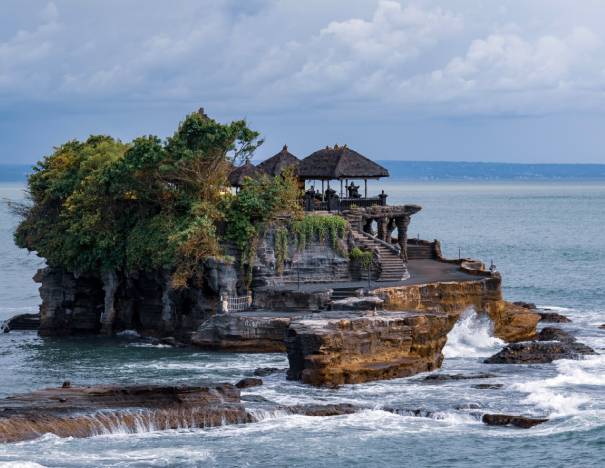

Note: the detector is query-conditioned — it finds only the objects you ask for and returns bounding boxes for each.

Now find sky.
[2,0,605,164]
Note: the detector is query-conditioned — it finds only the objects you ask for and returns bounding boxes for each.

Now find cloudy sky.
[2,0,605,164]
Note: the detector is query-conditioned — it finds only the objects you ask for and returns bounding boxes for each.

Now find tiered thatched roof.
[298,145,389,180]
[257,145,300,177]
[228,161,263,187]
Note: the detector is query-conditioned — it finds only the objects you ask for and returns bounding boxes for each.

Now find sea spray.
[443,309,505,358]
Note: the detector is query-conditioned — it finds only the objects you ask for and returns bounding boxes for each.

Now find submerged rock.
[472,384,503,390]
[482,413,548,428]
[599,324,605,330]
[253,367,285,377]
[484,341,596,364]
[422,373,496,382]
[1,313,40,333]
[235,378,263,389]
[538,312,571,323]
[286,403,358,417]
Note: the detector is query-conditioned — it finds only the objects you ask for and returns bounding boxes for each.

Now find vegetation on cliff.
[13,110,271,287]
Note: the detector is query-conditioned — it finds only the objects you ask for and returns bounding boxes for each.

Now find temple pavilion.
[229,144,391,212]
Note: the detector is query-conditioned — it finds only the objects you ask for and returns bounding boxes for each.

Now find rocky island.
[4,109,572,443]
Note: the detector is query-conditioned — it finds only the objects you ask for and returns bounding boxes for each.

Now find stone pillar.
[386,218,396,243]
[100,270,118,335]
[395,215,411,262]
[377,216,389,242]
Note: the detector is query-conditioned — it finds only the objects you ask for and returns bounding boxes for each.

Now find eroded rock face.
[484,340,596,364]
[235,378,263,389]
[0,384,248,443]
[329,296,384,311]
[374,278,538,343]
[191,313,291,352]
[253,288,332,312]
[285,311,459,386]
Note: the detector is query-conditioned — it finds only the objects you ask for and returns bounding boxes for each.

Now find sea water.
[0,181,604,467]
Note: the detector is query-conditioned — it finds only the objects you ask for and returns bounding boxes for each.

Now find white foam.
[537,305,573,312]
[116,329,140,338]
[443,309,505,358]
[0,463,47,468]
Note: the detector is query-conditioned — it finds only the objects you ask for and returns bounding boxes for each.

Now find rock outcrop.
[538,312,572,323]
[191,313,292,352]
[484,340,596,364]
[285,311,458,386]
[374,277,538,343]
[0,383,373,443]
[1,313,40,333]
[0,383,248,443]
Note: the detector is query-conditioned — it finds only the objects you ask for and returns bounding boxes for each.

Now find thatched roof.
[228,161,263,187]
[298,145,389,180]
[257,145,300,177]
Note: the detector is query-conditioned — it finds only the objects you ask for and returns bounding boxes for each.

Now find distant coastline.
[2,161,605,182]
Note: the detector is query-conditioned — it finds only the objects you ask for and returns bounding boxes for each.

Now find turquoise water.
[1,181,604,467]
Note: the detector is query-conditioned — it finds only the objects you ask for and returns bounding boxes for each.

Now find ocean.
[1,180,604,467]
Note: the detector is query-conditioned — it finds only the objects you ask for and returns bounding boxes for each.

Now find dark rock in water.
[472,384,503,390]
[0,383,248,443]
[61,381,71,389]
[159,337,188,348]
[423,373,496,382]
[485,340,596,364]
[382,407,436,418]
[253,367,285,377]
[454,403,483,410]
[599,324,605,330]
[286,403,358,417]
[513,302,537,310]
[2,313,40,332]
[482,413,548,428]
[538,312,571,323]
[236,378,263,389]
[537,327,576,343]
[240,395,272,403]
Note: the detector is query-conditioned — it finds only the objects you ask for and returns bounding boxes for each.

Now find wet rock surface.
[0,383,249,443]
[482,413,549,428]
[484,340,596,364]
[538,312,572,323]
[536,327,576,343]
[235,378,263,389]
[1,313,40,333]
[513,301,537,310]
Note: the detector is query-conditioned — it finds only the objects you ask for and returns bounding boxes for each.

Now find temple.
[231,144,421,271]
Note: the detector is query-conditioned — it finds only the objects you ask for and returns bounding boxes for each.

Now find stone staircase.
[407,242,437,260]
[331,286,363,301]
[351,231,407,282]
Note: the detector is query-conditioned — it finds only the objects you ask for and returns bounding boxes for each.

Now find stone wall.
[252,225,350,288]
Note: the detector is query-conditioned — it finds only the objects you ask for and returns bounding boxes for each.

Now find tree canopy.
[13,110,297,287]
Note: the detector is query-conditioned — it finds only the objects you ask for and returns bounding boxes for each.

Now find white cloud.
[1,0,605,117]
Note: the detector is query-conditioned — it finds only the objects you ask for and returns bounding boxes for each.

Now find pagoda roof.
[298,145,389,180]
[257,145,300,176]
[228,161,263,187]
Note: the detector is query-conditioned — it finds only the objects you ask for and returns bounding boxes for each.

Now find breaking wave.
[443,309,505,358]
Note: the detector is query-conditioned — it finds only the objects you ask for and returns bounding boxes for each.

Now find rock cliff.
[285,311,459,386]
[374,275,538,342]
